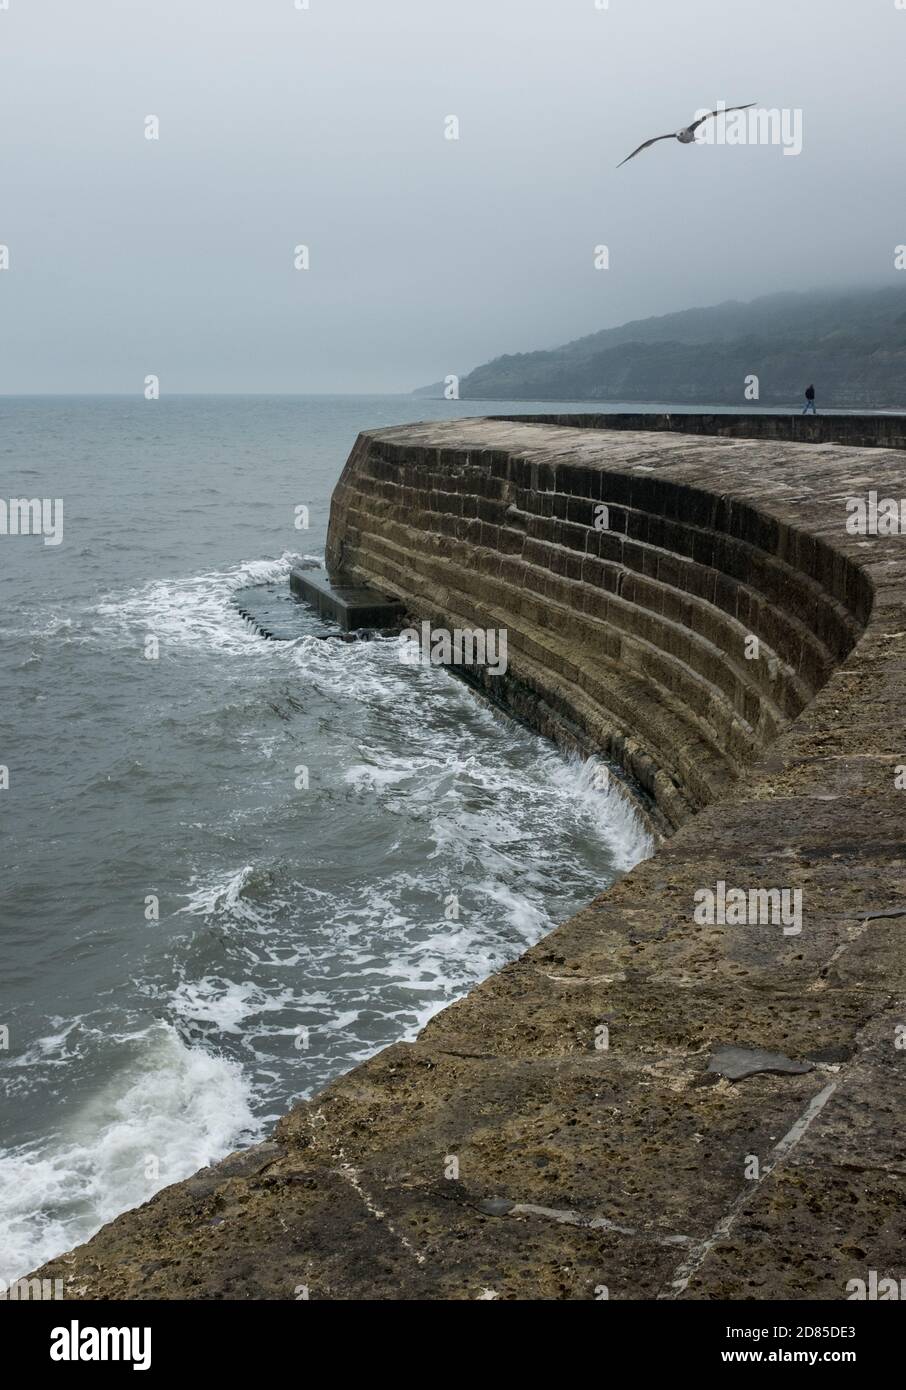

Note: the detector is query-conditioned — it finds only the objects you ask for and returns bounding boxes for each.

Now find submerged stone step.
[233,582,339,641]
[289,565,405,632]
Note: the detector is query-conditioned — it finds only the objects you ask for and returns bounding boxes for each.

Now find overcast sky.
[1,0,903,393]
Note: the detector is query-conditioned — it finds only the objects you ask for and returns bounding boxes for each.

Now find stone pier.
[33,415,906,1300]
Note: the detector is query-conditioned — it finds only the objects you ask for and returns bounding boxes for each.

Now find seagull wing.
[617,133,675,168]
[688,102,757,133]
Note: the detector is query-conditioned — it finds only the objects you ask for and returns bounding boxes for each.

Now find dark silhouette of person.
[802,383,817,415]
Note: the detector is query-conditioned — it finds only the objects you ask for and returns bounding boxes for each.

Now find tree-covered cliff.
[439,287,906,408]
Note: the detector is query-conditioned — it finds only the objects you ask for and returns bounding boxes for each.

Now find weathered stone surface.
[32,416,906,1300]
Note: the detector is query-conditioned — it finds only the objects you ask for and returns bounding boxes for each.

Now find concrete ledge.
[289,565,405,632]
[33,416,906,1300]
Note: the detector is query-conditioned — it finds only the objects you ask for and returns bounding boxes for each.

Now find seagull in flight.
[618,104,757,167]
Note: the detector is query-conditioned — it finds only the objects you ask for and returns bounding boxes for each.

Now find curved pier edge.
[31,416,906,1301]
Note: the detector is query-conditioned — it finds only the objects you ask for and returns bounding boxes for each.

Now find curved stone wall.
[327,418,870,830]
[33,417,906,1301]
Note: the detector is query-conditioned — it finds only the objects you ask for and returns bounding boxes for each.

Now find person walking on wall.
[802,383,817,415]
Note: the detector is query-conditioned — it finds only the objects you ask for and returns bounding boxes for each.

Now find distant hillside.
[441,287,906,408]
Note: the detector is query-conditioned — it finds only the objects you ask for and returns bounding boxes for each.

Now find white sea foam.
[0,1023,256,1285]
[169,978,308,1035]
[4,554,316,648]
[343,764,412,791]
[545,752,655,871]
[178,865,268,925]
[89,552,312,652]
[3,553,654,1287]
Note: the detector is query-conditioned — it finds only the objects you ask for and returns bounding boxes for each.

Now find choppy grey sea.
[0,394,664,1278]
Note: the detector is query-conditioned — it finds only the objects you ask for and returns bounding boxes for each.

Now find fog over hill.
[417,287,906,409]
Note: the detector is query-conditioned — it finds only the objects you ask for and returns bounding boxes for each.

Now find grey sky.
[1,0,903,393]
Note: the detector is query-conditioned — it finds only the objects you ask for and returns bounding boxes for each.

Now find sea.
[0,393,681,1281]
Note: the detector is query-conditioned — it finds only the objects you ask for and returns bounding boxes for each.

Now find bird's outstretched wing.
[688,102,757,133]
[617,133,675,168]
